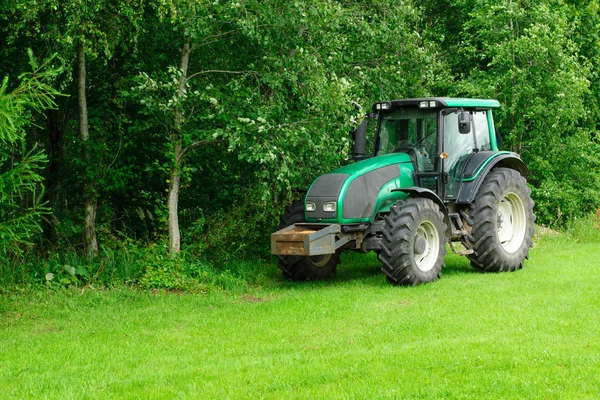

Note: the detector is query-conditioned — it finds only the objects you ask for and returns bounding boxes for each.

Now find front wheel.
[378,198,447,285]
[463,168,535,272]
[276,200,340,281]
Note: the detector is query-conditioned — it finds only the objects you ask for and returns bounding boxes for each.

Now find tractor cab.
[367,98,502,201]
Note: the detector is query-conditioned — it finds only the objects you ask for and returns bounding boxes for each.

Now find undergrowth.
[0,238,277,294]
[2,213,599,293]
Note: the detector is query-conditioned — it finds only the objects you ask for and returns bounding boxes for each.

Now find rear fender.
[455,152,529,205]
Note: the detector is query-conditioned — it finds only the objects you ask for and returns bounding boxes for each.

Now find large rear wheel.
[378,198,446,285]
[463,168,535,272]
[276,200,340,281]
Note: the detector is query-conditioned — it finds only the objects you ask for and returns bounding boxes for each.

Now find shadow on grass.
[269,251,385,290]
[442,252,478,278]
[338,249,479,282]
[270,248,480,290]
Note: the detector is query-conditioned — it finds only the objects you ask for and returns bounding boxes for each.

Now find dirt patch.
[534,225,560,240]
[37,325,60,334]
[240,295,263,303]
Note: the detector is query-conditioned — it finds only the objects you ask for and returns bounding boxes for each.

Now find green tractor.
[271,98,535,285]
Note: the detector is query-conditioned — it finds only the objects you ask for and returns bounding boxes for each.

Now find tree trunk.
[167,40,191,255]
[167,150,182,254]
[78,40,98,258]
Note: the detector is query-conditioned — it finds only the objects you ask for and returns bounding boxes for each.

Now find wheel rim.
[309,254,332,267]
[413,221,440,272]
[497,192,527,253]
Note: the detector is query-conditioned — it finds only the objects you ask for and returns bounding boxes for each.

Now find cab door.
[443,110,491,199]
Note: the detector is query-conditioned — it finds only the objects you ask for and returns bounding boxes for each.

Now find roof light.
[419,101,429,108]
[429,101,436,107]
[373,102,392,111]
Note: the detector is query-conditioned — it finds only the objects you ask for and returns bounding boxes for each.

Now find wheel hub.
[497,192,526,253]
[413,221,439,272]
[309,254,332,268]
[414,236,427,255]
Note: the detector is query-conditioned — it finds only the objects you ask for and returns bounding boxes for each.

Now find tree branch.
[186,70,257,81]
[181,139,209,159]
[191,29,240,51]
[189,24,278,51]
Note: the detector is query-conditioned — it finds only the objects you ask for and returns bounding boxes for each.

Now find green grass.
[2,231,600,399]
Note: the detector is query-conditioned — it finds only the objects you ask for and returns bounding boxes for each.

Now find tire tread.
[462,168,535,273]
[378,198,446,286]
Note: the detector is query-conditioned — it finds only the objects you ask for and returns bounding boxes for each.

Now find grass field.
[1,231,600,399]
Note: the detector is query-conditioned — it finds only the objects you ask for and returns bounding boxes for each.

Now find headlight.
[306,201,316,212]
[323,202,337,212]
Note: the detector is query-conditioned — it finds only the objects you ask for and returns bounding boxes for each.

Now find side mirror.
[353,120,368,158]
[458,111,471,134]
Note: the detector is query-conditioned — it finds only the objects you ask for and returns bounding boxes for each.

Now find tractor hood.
[334,152,412,176]
[305,153,414,223]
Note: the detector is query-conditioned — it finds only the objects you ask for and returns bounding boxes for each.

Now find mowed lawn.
[2,233,600,399]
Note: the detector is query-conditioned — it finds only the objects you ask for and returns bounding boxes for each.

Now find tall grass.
[566,213,600,243]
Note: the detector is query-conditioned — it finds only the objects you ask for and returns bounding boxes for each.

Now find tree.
[3,0,144,256]
[0,51,61,266]
[127,0,451,255]
[128,1,237,254]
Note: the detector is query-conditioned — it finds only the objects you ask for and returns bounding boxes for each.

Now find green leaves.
[0,52,62,143]
[0,55,60,264]
[0,145,50,262]
[426,0,600,225]
[3,0,600,265]
[0,77,23,143]
[122,0,465,256]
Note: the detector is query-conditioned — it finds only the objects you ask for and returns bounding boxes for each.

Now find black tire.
[378,198,447,285]
[276,199,340,281]
[462,168,535,272]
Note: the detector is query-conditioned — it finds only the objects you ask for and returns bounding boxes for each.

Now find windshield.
[376,108,438,156]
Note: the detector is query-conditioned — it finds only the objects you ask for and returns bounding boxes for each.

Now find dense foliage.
[0,51,60,270]
[1,0,599,285]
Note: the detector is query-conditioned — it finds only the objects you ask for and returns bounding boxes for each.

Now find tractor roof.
[373,98,500,111]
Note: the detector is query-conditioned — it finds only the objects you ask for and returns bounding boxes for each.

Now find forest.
[1,0,599,288]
